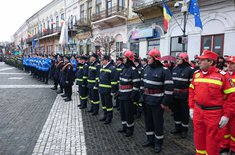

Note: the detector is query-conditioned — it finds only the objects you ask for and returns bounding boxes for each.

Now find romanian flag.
[163,1,172,33]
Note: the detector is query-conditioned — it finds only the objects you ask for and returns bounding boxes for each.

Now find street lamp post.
[174,0,190,53]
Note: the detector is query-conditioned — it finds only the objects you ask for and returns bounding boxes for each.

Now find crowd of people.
[21,49,235,155]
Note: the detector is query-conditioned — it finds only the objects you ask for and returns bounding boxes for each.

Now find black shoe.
[170,129,181,135]
[64,98,72,102]
[125,130,133,137]
[79,106,87,109]
[142,141,154,147]
[155,145,162,153]
[181,131,187,139]
[51,87,57,90]
[99,116,106,122]
[61,94,67,98]
[104,119,112,124]
[118,128,126,133]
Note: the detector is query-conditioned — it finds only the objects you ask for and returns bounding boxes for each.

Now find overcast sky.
[0,0,52,42]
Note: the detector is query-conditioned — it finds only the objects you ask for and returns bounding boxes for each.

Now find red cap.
[227,56,235,63]
[198,50,218,61]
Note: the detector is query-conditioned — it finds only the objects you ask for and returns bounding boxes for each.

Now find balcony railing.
[76,18,91,27]
[91,5,127,22]
[132,0,170,13]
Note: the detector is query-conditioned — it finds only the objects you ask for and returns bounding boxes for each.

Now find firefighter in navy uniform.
[170,52,194,138]
[75,56,89,109]
[114,57,124,109]
[134,56,143,119]
[52,55,64,91]
[99,55,118,124]
[60,56,74,102]
[118,50,140,137]
[87,53,101,115]
[142,49,174,153]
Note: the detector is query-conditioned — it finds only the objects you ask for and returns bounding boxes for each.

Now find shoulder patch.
[190,67,194,69]
[132,67,136,70]
[163,67,168,70]
[219,70,226,75]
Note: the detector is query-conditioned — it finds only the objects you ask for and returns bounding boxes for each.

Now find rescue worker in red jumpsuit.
[220,56,235,155]
[142,49,174,153]
[189,50,235,155]
[171,52,194,138]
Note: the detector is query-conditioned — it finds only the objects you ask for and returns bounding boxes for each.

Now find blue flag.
[189,0,203,29]
[32,38,37,49]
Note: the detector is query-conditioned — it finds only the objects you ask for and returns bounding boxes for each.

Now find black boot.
[118,124,127,133]
[64,98,72,102]
[142,135,154,147]
[181,126,188,138]
[61,94,67,98]
[51,86,57,90]
[92,104,99,116]
[79,101,87,109]
[57,89,63,94]
[125,126,134,137]
[154,138,163,153]
[104,112,113,124]
[100,111,107,122]
[170,123,182,135]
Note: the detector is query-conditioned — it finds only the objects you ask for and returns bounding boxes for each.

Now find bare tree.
[95,34,115,56]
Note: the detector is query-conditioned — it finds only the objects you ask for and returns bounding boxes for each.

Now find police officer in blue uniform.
[87,53,101,115]
[171,52,194,138]
[99,55,118,124]
[142,49,174,153]
[118,50,140,137]
[41,55,51,84]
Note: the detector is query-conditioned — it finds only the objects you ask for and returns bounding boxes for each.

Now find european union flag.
[189,0,203,29]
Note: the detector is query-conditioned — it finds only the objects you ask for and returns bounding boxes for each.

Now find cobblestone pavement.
[0,63,57,155]
[0,62,195,155]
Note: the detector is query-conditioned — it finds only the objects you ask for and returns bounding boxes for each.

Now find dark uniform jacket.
[99,62,118,94]
[60,62,74,87]
[119,61,140,101]
[54,61,64,80]
[116,63,124,84]
[87,61,101,89]
[143,62,174,106]
[172,63,194,99]
[75,63,84,86]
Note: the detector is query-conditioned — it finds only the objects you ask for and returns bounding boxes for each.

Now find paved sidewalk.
[32,89,87,155]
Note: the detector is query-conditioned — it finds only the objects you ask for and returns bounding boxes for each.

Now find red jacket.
[189,66,235,118]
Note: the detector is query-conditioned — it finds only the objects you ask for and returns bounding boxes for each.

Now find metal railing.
[132,0,166,11]
[91,5,127,22]
[76,17,91,27]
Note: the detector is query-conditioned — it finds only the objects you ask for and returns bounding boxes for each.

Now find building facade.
[14,0,235,60]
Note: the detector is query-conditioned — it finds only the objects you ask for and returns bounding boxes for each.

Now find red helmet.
[124,50,135,62]
[178,52,189,62]
[148,49,161,60]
